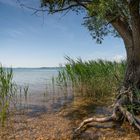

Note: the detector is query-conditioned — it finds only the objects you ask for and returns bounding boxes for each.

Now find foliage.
[40,0,129,43]
[57,57,126,99]
[83,17,119,43]
[0,66,17,126]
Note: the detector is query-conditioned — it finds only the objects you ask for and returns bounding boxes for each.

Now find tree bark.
[128,0,140,89]
[124,43,140,89]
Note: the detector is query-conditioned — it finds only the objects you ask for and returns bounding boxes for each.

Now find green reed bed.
[57,57,126,100]
[0,66,17,126]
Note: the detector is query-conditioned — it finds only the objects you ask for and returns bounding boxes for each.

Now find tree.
[25,0,140,133]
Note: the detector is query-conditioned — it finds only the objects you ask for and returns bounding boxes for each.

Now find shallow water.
[12,68,74,115]
[13,68,59,94]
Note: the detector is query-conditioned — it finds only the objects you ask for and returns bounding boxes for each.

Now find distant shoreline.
[5,67,64,69]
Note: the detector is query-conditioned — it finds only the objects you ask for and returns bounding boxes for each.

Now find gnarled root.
[74,86,140,135]
[75,115,115,133]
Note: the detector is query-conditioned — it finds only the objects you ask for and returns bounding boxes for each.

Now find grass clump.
[57,57,126,100]
[0,66,17,126]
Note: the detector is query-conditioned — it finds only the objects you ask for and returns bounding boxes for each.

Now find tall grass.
[57,57,126,100]
[0,66,17,126]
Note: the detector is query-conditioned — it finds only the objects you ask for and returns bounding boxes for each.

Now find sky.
[0,0,126,67]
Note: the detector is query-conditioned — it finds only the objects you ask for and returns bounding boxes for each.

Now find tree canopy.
[39,0,133,43]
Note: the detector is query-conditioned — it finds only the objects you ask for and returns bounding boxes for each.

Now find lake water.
[13,68,60,94]
[12,68,73,115]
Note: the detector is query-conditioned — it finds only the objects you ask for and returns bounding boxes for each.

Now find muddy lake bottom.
[0,94,140,140]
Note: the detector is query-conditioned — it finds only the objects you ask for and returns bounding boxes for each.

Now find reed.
[0,66,17,126]
[23,85,29,100]
[57,57,126,99]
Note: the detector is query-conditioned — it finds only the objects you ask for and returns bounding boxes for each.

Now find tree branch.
[51,4,80,13]
[75,0,90,9]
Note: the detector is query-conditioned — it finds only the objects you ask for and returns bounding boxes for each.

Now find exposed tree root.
[74,86,140,136]
[75,115,114,133]
[74,122,117,137]
[118,105,140,129]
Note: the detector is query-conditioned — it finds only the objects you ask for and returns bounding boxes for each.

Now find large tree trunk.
[124,44,140,89]
[125,0,140,89]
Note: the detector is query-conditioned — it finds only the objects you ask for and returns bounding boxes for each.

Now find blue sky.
[0,0,126,67]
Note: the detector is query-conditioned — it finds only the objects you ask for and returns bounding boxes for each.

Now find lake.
[13,68,60,94]
[12,68,73,114]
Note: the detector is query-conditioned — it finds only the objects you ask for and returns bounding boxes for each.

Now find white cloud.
[113,54,125,62]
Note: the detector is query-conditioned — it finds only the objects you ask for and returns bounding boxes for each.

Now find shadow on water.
[17,104,48,117]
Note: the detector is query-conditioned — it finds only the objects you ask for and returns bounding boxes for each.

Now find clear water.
[13,68,60,94]
[12,68,73,115]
